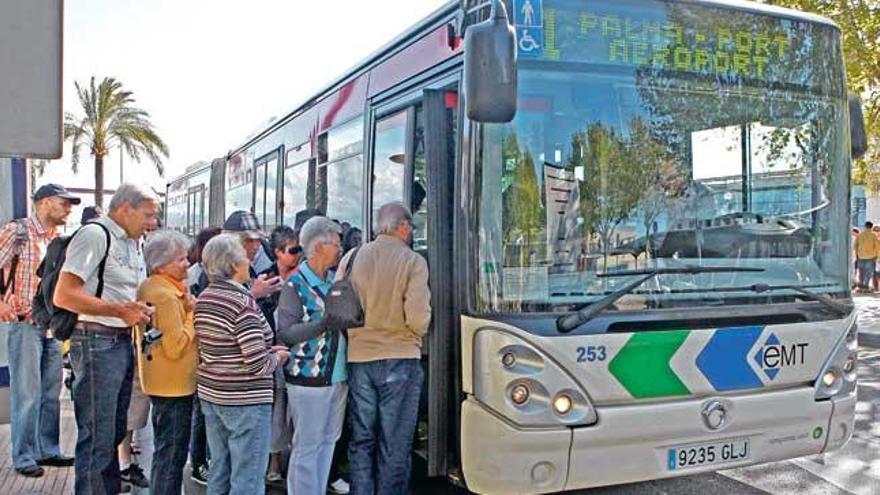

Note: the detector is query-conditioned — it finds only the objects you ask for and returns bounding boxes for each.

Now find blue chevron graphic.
[755,333,783,380]
[696,327,764,391]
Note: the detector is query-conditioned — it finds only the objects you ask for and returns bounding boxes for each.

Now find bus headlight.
[553,394,573,415]
[821,370,838,388]
[815,319,857,400]
[474,328,597,427]
[511,384,530,405]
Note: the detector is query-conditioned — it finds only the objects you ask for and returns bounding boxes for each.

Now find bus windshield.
[475,0,850,313]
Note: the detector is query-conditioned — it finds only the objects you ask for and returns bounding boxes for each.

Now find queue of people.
[2,182,432,495]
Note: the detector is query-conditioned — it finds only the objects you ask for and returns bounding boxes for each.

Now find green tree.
[758,0,880,187]
[502,133,544,265]
[572,123,643,267]
[64,76,169,206]
[628,118,688,258]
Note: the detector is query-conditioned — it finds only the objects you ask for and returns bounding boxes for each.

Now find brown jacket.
[337,235,431,362]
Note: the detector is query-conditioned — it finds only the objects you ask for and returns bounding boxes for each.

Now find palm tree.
[64,76,169,206]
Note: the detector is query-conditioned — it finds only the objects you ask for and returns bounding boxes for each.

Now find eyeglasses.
[286,245,303,255]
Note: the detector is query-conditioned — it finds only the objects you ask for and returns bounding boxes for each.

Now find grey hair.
[108,183,159,212]
[300,216,341,259]
[377,202,412,235]
[144,230,191,275]
[202,233,249,283]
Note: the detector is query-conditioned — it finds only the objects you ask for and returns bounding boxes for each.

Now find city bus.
[165,0,867,492]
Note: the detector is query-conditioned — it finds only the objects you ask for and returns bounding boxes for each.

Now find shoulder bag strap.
[343,247,360,280]
[72,223,112,299]
[4,219,30,296]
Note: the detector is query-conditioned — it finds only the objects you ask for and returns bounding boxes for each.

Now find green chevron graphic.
[608,330,691,398]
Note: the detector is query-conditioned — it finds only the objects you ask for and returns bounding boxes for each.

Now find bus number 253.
[576,346,607,363]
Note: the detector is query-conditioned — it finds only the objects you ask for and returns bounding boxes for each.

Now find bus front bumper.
[461,387,854,494]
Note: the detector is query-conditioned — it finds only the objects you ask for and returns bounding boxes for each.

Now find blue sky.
[41,0,446,197]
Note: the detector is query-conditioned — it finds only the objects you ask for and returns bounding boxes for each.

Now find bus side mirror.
[849,93,867,160]
[464,0,517,123]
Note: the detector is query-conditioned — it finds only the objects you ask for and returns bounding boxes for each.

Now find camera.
[141,323,163,361]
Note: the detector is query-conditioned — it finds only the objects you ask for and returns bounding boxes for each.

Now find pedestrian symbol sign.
[514,0,544,58]
[514,0,542,28]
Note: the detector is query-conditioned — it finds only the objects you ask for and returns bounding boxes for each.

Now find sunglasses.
[285,246,303,255]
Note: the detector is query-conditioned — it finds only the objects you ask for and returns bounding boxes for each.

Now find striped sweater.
[194,280,278,406]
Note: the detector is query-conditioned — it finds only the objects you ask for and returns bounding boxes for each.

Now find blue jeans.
[858,258,876,289]
[69,331,134,495]
[3,322,63,469]
[287,382,348,495]
[150,395,193,495]
[201,400,271,495]
[190,393,209,467]
[348,359,423,495]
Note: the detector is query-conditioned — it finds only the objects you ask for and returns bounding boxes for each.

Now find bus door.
[187,184,205,235]
[369,87,459,477]
[253,148,282,229]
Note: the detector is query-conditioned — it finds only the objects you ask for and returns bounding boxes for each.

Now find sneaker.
[328,478,350,494]
[15,465,45,478]
[120,463,149,488]
[191,464,209,486]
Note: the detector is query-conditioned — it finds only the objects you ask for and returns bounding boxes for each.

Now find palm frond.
[64,75,169,180]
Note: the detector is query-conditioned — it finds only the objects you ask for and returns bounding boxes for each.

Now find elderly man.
[54,183,158,495]
[0,184,80,478]
[338,202,431,495]
[277,216,347,495]
[222,210,282,300]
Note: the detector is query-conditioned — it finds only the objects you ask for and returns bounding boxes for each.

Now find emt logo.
[753,334,809,380]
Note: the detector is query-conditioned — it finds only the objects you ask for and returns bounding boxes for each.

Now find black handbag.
[323,247,364,330]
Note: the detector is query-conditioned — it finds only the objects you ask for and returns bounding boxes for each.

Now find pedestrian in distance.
[0,184,80,478]
[80,205,103,225]
[340,202,431,495]
[195,233,289,495]
[54,183,159,495]
[277,216,349,495]
[854,221,879,293]
[135,230,198,495]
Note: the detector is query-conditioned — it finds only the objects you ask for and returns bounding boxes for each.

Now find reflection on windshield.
[475,2,849,313]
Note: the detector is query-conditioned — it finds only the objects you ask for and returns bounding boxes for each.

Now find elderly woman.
[195,233,289,495]
[277,216,347,495]
[133,230,197,494]
[256,225,302,483]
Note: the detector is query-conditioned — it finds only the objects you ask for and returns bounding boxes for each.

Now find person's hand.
[274,348,290,366]
[251,274,282,299]
[271,345,288,353]
[116,302,153,327]
[0,300,16,322]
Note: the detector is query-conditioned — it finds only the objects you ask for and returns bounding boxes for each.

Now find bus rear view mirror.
[464,0,517,123]
[849,93,867,160]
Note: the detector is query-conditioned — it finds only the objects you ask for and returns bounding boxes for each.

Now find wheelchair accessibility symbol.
[520,29,540,52]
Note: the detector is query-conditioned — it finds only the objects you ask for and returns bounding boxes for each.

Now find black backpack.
[31,223,111,341]
[0,219,29,297]
[322,247,364,331]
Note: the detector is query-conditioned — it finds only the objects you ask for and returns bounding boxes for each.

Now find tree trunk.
[94,154,104,207]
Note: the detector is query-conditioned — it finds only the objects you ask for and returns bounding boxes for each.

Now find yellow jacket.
[856,230,879,260]
[134,275,198,397]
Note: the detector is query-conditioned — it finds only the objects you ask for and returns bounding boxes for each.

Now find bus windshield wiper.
[750,283,851,316]
[556,266,765,333]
